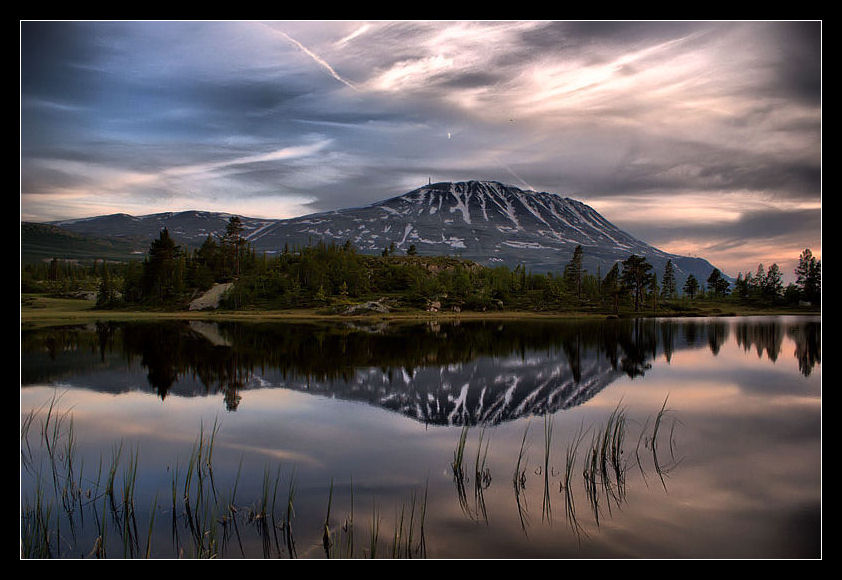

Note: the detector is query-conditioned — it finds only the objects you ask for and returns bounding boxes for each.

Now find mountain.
[21,222,141,264]
[247,180,718,284]
[48,210,276,248]
[35,180,722,284]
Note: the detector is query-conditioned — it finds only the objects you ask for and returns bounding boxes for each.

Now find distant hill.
[20,222,143,264]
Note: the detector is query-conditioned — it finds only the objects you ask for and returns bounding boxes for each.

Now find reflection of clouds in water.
[20,316,821,558]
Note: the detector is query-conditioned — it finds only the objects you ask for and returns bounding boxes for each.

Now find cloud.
[259,23,358,90]
[20,20,821,274]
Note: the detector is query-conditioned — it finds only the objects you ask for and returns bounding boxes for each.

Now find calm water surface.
[20,316,821,559]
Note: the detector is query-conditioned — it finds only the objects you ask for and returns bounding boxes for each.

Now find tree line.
[22,216,821,314]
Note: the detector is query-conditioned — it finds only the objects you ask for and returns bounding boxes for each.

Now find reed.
[649,396,683,490]
[344,478,355,558]
[417,482,428,559]
[561,422,588,539]
[269,464,283,557]
[368,501,381,559]
[323,478,335,558]
[451,425,469,479]
[542,414,554,523]
[473,427,491,522]
[145,493,158,559]
[390,502,405,559]
[451,425,471,518]
[513,422,530,534]
[599,404,628,509]
[582,430,601,526]
[20,472,53,558]
[284,470,298,558]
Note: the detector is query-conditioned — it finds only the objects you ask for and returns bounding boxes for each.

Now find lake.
[20,315,821,559]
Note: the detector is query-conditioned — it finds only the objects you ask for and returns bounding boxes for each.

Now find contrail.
[502,164,534,191]
[261,23,357,91]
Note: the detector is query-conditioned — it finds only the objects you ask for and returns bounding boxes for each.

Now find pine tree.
[619,254,653,312]
[795,248,821,304]
[141,228,181,303]
[734,272,749,299]
[706,268,730,297]
[96,263,119,307]
[660,259,676,300]
[753,264,766,296]
[602,262,621,314]
[763,263,784,301]
[222,216,245,278]
[563,245,584,299]
[683,274,700,299]
[649,272,659,312]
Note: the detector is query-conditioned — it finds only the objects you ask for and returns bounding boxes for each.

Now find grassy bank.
[21,293,819,330]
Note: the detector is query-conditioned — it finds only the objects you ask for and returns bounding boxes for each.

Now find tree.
[649,272,659,312]
[660,260,676,300]
[563,245,584,299]
[96,263,119,307]
[222,216,246,278]
[407,244,418,256]
[706,268,730,297]
[753,264,766,296]
[795,248,821,304]
[619,254,653,312]
[734,272,749,299]
[381,242,397,257]
[602,262,621,314]
[190,235,222,288]
[762,263,784,301]
[140,228,182,303]
[683,274,700,299]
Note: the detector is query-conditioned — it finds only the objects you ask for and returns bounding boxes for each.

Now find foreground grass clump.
[20,393,428,559]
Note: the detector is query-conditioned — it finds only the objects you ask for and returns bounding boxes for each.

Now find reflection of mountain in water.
[20,317,821,425]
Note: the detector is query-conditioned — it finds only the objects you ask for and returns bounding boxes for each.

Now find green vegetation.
[21,218,820,319]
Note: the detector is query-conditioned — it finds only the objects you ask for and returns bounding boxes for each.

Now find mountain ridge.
[32,180,724,285]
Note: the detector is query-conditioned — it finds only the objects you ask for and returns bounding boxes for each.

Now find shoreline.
[20,294,821,329]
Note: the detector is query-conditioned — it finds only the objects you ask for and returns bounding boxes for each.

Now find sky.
[20,20,821,280]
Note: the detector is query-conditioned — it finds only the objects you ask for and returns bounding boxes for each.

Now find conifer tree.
[222,216,245,278]
[706,268,730,297]
[795,248,821,304]
[763,263,783,301]
[619,254,653,312]
[141,228,181,303]
[660,259,676,300]
[649,272,659,312]
[563,244,584,299]
[683,274,700,299]
[602,262,622,314]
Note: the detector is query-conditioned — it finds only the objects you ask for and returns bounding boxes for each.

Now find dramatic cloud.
[20,20,821,277]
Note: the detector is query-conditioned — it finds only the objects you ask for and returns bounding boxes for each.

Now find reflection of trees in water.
[733,319,820,376]
[21,317,821,416]
[120,321,250,409]
[706,321,730,356]
[735,320,784,362]
[787,321,821,377]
